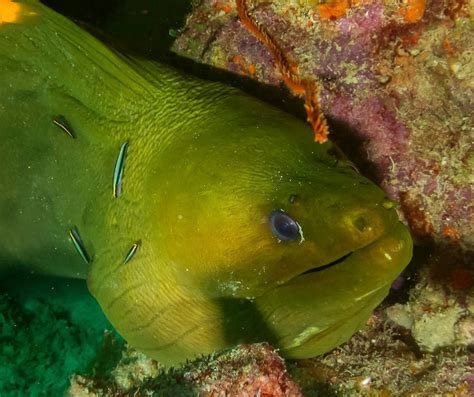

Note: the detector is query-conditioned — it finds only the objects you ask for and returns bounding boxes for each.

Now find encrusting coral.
[67,343,303,396]
[236,0,330,143]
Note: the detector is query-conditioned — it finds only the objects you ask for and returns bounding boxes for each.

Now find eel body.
[0,1,413,365]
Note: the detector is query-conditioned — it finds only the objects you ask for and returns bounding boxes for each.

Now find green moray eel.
[0,1,412,365]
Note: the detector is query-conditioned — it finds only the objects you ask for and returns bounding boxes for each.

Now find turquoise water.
[0,275,121,396]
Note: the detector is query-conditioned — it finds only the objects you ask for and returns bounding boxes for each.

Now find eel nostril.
[382,198,398,210]
[353,216,370,233]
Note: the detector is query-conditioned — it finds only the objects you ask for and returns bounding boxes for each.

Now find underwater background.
[1,0,472,396]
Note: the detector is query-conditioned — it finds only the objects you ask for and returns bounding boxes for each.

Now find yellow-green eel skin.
[0,1,413,365]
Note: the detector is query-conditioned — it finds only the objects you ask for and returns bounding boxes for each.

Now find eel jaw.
[299,251,354,277]
[254,221,413,359]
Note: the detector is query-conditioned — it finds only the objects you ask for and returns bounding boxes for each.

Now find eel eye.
[269,209,301,241]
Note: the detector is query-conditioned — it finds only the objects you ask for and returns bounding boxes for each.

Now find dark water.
[43,0,192,57]
[42,0,311,122]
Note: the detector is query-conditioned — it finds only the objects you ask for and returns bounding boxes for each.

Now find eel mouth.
[299,252,354,277]
[284,219,413,290]
[255,222,412,359]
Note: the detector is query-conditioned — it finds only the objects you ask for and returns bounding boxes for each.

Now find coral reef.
[387,266,474,352]
[172,0,473,253]
[68,343,303,396]
[0,276,118,397]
